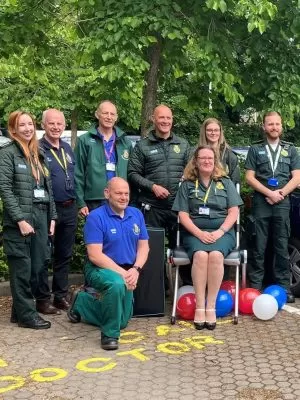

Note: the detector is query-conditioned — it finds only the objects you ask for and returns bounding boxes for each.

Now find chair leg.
[241,262,247,289]
[171,265,179,324]
[233,264,239,324]
[167,261,174,296]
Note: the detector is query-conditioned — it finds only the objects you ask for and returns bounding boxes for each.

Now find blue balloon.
[216,289,234,317]
[263,285,287,310]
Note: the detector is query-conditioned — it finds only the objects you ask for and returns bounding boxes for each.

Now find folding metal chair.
[167,184,247,325]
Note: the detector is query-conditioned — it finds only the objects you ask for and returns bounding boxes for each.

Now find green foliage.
[70,217,86,273]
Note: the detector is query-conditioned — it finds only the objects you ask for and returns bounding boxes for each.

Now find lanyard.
[30,157,41,187]
[50,148,69,178]
[265,144,281,178]
[195,179,212,206]
[102,133,116,162]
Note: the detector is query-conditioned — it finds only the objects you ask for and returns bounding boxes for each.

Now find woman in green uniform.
[0,111,57,329]
[198,118,240,184]
[172,145,243,330]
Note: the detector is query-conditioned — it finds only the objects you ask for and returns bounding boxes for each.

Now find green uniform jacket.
[128,131,191,209]
[220,146,240,184]
[74,126,132,208]
[0,140,57,228]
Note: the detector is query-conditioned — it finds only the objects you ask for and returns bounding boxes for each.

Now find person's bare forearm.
[134,240,149,268]
[280,171,300,196]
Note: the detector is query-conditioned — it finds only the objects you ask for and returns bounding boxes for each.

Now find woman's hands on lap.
[197,229,224,244]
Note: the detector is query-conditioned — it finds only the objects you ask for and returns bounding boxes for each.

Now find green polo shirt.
[245,139,300,189]
[172,177,243,225]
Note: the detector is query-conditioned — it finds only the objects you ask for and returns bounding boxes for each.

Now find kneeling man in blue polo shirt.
[68,177,149,350]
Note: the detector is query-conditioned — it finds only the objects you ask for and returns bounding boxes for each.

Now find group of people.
[0,101,299,350]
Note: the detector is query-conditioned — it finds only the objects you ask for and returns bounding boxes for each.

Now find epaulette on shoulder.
[280,140,293,146]
[0,137,12,149]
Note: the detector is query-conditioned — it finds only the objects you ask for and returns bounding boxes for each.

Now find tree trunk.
[140,38,163,137]
[70,109,78,150]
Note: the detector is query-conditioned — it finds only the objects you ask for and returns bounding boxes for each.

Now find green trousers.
[73,263,133,338]
[3,205,49,323]
[249,196,290,290]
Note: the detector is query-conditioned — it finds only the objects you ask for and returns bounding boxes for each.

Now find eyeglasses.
[197,157,214,162]
[206,129,220,133]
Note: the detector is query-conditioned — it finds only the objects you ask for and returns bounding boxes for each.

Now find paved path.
[1,299,300,400]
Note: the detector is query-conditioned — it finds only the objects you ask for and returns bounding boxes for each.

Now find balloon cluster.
[238,284,287,320]
[176,283,287,321]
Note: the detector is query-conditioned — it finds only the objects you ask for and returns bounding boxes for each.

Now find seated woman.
[198,118,240,184]
[172,145,243,330]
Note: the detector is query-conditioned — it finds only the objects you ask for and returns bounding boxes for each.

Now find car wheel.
[288,238,300,297]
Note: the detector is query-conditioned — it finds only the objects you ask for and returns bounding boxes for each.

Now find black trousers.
[36,201,77,301]
[142,205,192,285]
[4,205,48,323]
[86,200,106,212]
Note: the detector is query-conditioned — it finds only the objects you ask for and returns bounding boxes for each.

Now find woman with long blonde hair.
[199,118,240,184]
[0,111,57,329]
[172,146,243,330]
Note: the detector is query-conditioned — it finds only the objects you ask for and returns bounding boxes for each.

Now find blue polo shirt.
[39,136,76,202]
[84,204,149,265]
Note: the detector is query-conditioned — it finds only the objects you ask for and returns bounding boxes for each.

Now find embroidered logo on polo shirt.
[47,157,52,162]
[110,228,117,234]
[281,149,288,157]
[216,182,224,190]
[133,224,140,235]
[122,150,129,160]
[173,145,180,153]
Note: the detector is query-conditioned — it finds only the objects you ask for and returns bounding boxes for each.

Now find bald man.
[128,105,191,285]
[68,177,149,350]
[37,109,77,315]
[74,101,132,217]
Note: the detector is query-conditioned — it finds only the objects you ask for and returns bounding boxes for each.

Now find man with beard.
[245,111,300,302]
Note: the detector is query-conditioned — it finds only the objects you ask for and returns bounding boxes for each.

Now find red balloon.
[176,293,196,320]
[239,288,261,314]
[220,280,236,306]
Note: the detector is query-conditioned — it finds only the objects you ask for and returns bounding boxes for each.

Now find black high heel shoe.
[205,308,216,331]
[194,308,206,330]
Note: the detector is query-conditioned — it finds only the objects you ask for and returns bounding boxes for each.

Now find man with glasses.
[74,101,132,216]
[245,111,300,302]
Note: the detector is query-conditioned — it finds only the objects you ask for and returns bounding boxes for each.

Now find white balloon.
[253,294,278,320]
[177,285,195,300]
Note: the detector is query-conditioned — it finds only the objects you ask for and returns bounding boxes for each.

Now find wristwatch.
[133,265,142,273]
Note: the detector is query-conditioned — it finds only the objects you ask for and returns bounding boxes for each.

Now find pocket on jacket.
[3,237,28,257]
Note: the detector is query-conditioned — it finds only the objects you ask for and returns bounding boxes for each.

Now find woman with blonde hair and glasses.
[0,111,57,329]
[199,118,240,184]
[172,145,243,330]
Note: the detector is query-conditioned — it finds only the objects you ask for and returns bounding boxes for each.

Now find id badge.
[199,206,210,216]
[106,162,116,172]
[34,188,45,198]
[65,178,73,190]
[267,178,279,187]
